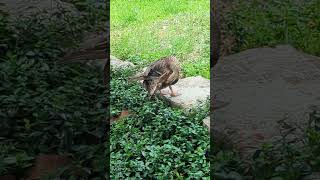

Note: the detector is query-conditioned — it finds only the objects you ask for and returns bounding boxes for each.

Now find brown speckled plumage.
[130,56,180,97]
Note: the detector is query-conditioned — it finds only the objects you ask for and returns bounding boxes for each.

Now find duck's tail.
[129,73,163,82]
[128,74,146,82]
[56,41,107,64]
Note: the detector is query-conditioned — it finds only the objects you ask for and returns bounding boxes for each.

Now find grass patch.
[110,0,210,79]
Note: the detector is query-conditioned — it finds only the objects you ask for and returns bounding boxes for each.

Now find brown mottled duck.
[56,32,108,85]
[129,56,181,97]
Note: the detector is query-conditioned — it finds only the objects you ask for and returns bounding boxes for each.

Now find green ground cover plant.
[110,0,210,79]
[110,68,210,179]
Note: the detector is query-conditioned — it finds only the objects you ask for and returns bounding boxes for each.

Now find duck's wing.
[157,71,171,84]
[128,57,174,84]
[128,74,146,82]
[163,58,180,85]
[128,60,162,82]
[144,58,167,76]
[128,74,162,82]
[165,68,179,85]
[128,68,162,82]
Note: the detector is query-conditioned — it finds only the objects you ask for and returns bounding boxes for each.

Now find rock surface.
[66,55,133,74]
[212,45,320,158]
[203,116,210,131]
[160,76,209,112]
[110,56,135,69]
[134,66,210,113]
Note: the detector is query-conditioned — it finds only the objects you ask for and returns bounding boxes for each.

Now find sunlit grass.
[110,0,210,78]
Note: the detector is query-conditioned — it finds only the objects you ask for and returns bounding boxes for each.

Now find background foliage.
[0,1,108,179]
[222,0,320,56]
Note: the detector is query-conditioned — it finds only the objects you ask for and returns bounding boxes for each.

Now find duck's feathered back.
[129,56,180,96]
[144,56,179,77]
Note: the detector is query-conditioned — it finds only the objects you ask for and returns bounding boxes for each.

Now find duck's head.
[144,78,162,97]
[144,72,170,97]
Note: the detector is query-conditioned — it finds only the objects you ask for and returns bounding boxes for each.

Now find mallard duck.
[56,32,108,85]
[129,56,180,97]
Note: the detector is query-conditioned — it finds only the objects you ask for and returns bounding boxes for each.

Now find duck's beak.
[148,85,158,97]
[148,94,155,100]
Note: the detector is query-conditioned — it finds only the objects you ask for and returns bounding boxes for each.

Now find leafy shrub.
[0,1,108,178]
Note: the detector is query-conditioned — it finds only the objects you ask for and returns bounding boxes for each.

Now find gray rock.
[110,56,135,69]
[160,76,210,112]
[212,45,320,158]
[203,116,210,131]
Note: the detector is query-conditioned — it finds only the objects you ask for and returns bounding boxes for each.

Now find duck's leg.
[169,86,180,97]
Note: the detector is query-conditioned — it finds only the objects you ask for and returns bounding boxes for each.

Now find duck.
[129,56,181,97]
[56,32,108,85]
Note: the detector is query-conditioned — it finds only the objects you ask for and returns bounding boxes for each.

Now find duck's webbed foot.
[159,89,168,96]
[169,86,181,97]
[170,92,179,97]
